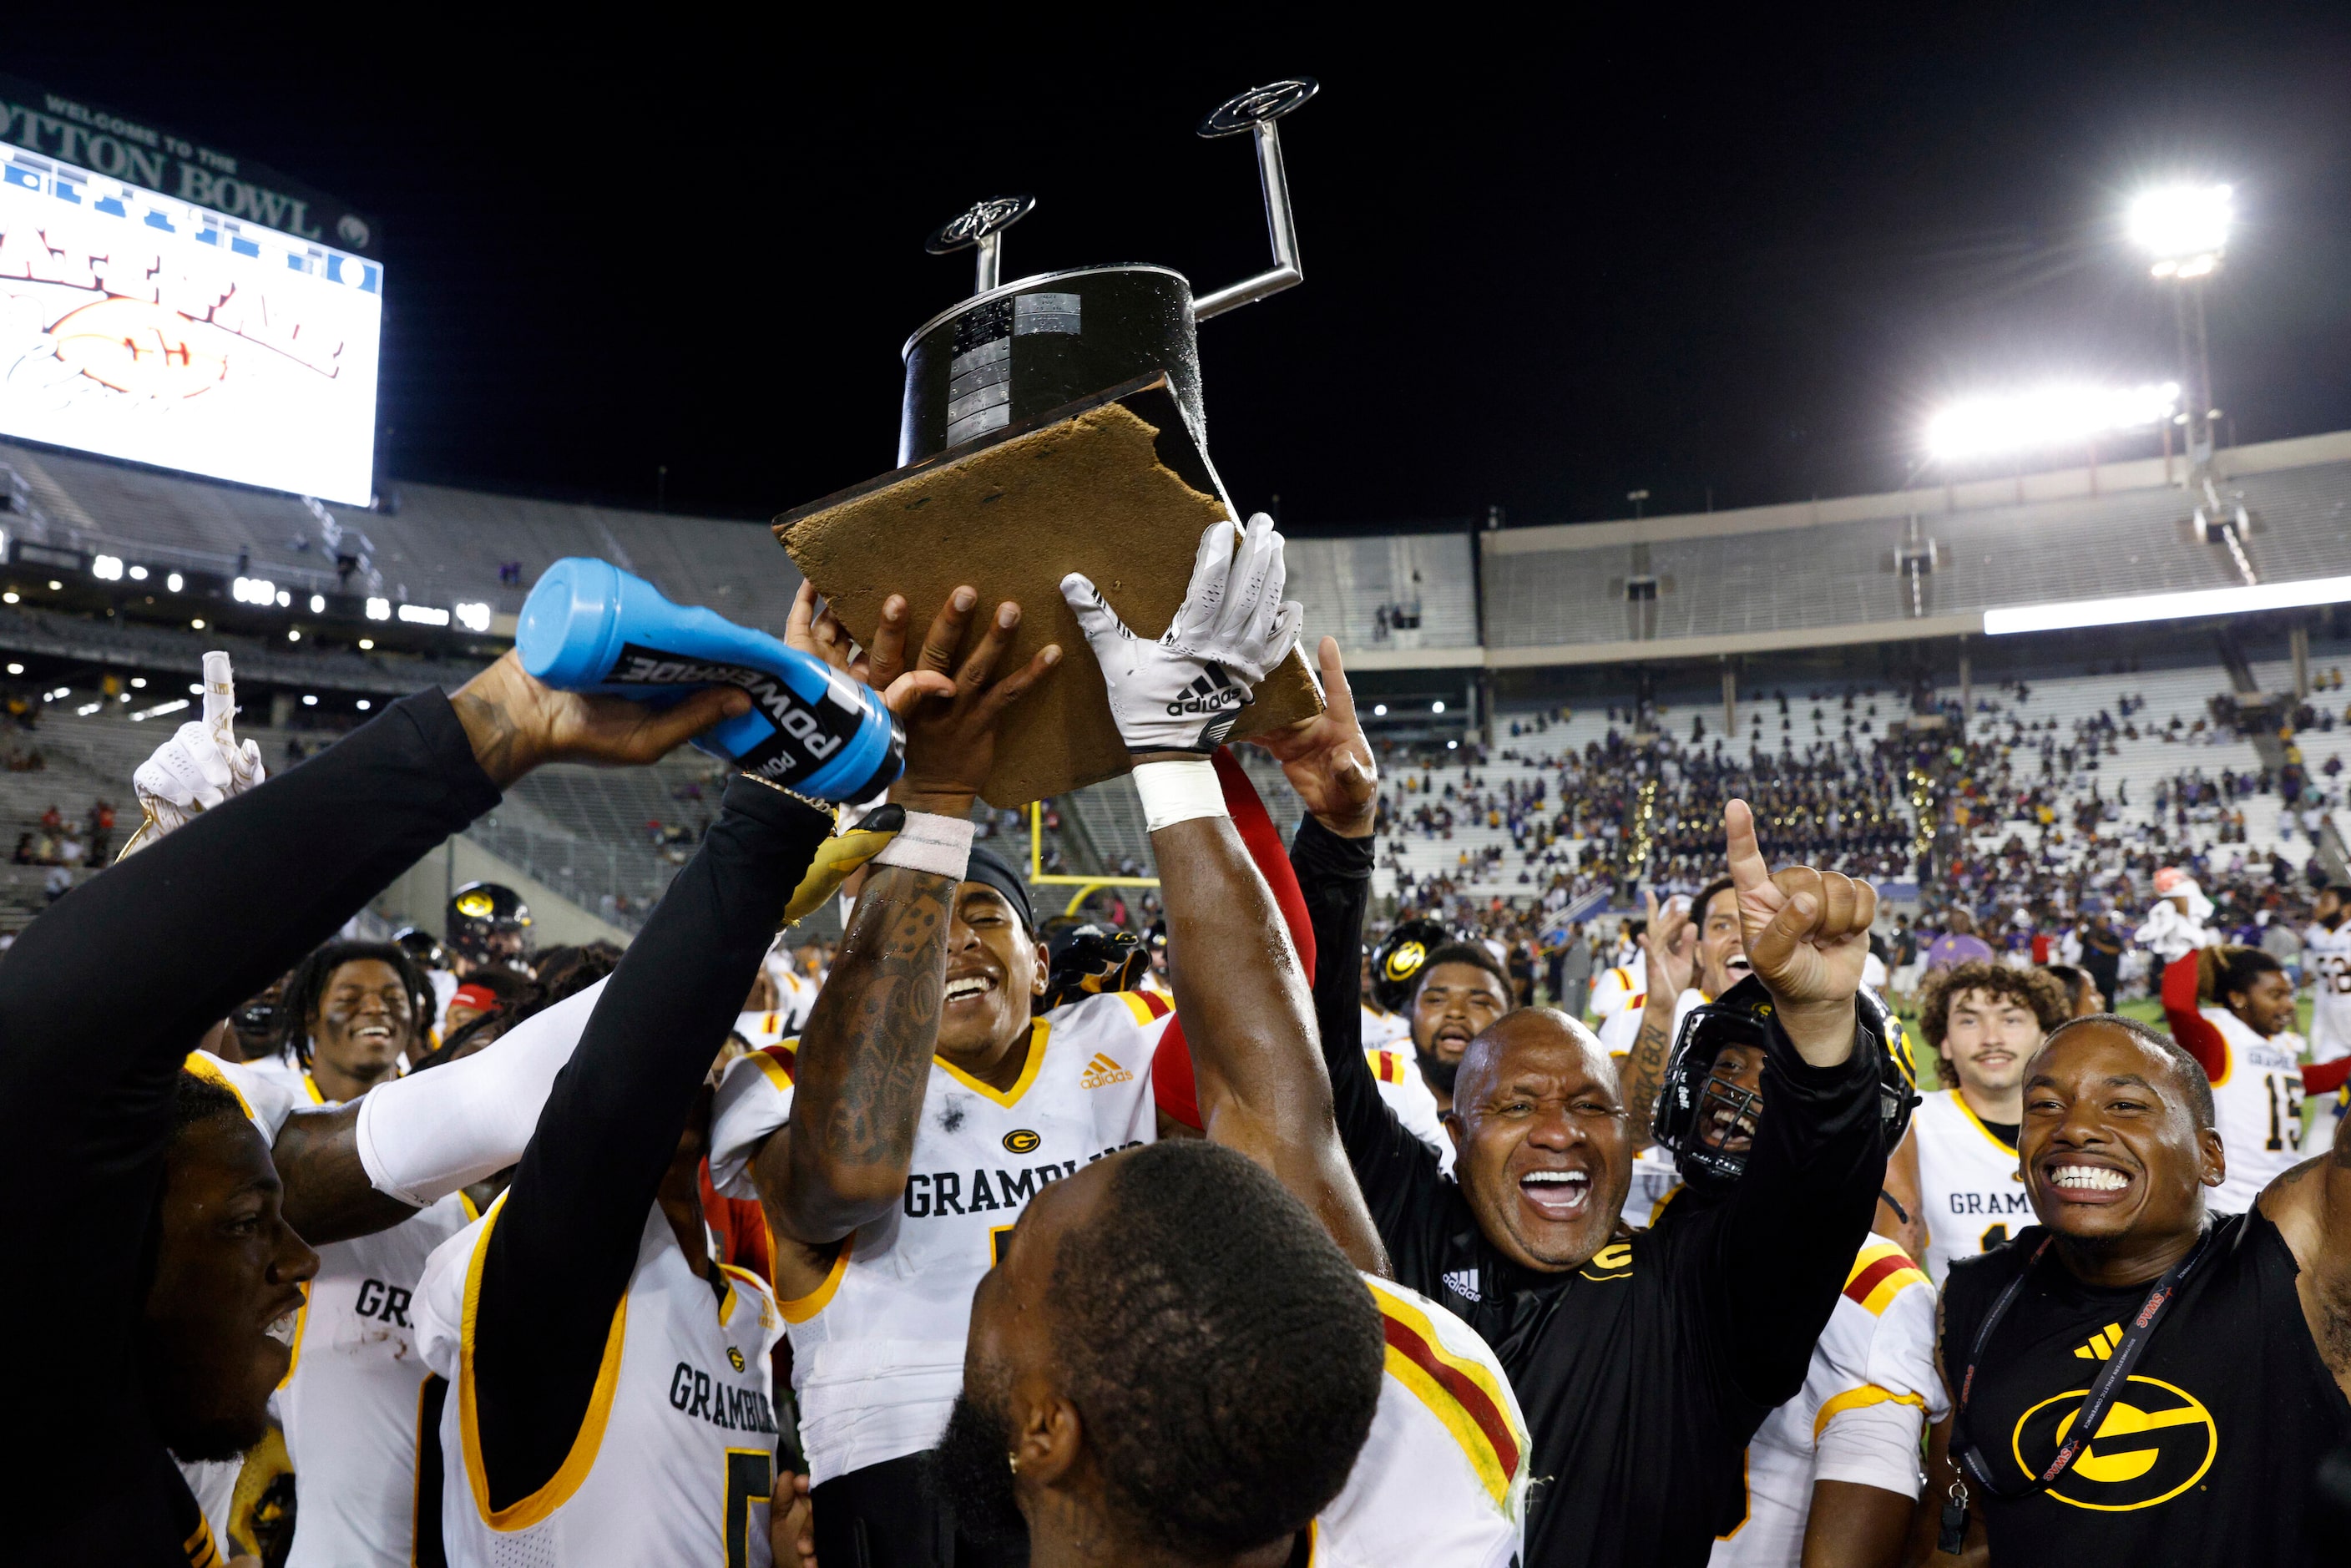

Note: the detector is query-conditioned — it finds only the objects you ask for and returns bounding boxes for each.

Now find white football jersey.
[1361,1002,1414,1054]
[2198,1005,2306,1211]
[238,1066,483,1568]
[1710,1236,1945,1568]
[428,969,461,1039]
[1912,1090,2032,1286]
[707,991,1170,1484]
[1588,957,1643,1022]
[734,1009,798,1052]
[1316,1276,1528,1568]
[279,1190,477,1567]
[181,1050,302,1145]
[416,1200,785,1568]
[1368,1046,1452,1175]
[1623,1147,1684,1231]
[2304,921,2351,1062]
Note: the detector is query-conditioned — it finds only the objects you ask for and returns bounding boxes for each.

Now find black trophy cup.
[896,78,1317,465]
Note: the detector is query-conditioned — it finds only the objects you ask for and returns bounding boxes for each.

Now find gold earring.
[1008,1452,1022,1475]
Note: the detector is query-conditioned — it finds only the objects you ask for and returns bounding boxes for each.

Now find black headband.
[963,845,1036,936]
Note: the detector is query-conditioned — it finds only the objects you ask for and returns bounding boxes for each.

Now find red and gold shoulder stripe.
[755,1042,797,1090]
[1119,989,1173,1024]
[1843,1242,1929,1317]
[1366,1049,1411,1085]
[1368,1279,1523,1513]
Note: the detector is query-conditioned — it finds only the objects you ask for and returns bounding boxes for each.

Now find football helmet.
[1651,974,1919,1194]
[1370,918,1454,1013]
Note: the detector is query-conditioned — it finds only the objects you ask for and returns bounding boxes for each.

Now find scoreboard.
[0,78,382,504]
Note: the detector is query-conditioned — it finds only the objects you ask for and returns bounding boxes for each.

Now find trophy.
[776,80,1326,808]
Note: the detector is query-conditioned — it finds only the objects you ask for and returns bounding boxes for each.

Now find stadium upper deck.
[11,427,2348,674]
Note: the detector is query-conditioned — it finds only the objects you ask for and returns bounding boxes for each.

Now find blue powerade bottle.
[516,557,903,802]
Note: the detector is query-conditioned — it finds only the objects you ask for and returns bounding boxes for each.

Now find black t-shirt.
[1980,1116,2020,1146]
[1292,819,1888,1568]
[1942,1211,2351,1566]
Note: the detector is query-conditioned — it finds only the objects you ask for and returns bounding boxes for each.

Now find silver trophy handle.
[925,195,1037,296]
[1192,78,1317,321]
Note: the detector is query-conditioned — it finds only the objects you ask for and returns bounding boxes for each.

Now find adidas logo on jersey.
[1165,665,1244,716]
[2073,1322,2126,1361]
[1080,1052,1134,1089]
[1443,1268,1482,1303]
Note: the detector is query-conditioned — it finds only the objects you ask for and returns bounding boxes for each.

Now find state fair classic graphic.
[0,143,381,503]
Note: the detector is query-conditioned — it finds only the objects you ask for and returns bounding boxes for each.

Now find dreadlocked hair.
[277,941,433,1069]
[1048,1141,1383,1559]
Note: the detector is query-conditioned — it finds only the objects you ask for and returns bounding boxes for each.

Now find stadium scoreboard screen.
[0,75,382,505]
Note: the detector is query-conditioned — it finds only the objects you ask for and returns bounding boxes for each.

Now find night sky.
[9,8,2351,534]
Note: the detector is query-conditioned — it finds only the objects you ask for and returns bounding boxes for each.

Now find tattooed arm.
[751,587,1059,1252]
[760,863,957,1242]
[1624,889,1696,1146]
[2266,1078,2351,1402]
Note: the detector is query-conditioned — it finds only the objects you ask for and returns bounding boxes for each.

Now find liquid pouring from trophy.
[775,79,1327,808]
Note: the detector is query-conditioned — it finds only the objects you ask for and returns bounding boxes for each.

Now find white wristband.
[872,809,974,879]
[1135,757,1230,833]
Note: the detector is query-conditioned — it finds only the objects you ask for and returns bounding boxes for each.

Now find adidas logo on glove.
[1165,665,1245,717]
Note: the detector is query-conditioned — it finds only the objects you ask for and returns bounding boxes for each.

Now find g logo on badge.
[2011,1376,2216,1510]
[1003,1129,1042,1155]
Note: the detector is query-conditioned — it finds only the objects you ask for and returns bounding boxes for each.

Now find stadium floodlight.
[1432,700,1447,714]
[1925,382,2179,463]
[232,576,279,606]
[302,694,318,706]
[1373,702,1388,716]
[310,594,326,613]
[128,565,148,581]
[398,604,453,627]
[356,700,372,711]
[4,664,18,675]
[1984,574,2351,635]
[91,554,123,581]
[453,601,492,633]
[2129,184,2231,277]
[365,597,392,621]
[166,573,184,592]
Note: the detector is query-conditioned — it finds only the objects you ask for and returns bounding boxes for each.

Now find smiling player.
[1926,1014,2351,1565]
[1889,962,2070,1282]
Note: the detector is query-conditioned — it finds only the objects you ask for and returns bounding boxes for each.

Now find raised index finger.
[1724,799,1770,893]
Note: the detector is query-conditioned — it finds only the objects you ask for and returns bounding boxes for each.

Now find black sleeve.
[1290,816,1446,1237]
[0,691,501,1556]
[471,775,831,1508]
[1686,1012,1888,1413]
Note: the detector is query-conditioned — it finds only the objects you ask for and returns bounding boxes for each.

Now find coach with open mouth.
[1290,667,1897,1568]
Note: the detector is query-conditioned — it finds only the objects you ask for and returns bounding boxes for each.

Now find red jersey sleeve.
[2161,951,2228,1081]
[1150,751,1318,1133]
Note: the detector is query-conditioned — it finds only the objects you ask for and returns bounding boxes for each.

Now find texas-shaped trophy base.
[774,372,1323,808]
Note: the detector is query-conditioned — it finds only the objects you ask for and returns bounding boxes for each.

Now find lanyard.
[1939,1226,2212,1550]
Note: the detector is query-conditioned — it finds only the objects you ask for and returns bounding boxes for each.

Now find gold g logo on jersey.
[726,1347,746,1373]
[1003,1129,1042,1155]
[2011,1376,2216,1510]
[1383,941,1426,982]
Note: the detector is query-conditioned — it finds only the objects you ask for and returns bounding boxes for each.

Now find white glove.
[1060,512,1304,755]
[123,652,265,856]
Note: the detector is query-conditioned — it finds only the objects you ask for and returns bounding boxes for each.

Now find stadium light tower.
[2129,183,2231,473]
